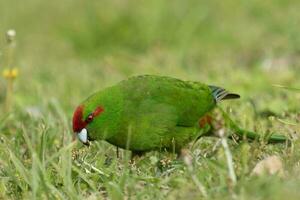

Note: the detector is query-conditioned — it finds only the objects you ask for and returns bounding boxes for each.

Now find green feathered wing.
[102,75,217,152]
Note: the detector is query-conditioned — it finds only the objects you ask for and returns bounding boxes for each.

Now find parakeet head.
[72,104,104,145]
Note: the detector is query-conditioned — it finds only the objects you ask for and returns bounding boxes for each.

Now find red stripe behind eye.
[93,107,104,117]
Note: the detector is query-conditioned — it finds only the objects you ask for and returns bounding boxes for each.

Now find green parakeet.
[72,75,286,153]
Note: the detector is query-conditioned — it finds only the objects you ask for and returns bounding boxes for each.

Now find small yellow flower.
[2,68,18,79]
[11,68,18,78]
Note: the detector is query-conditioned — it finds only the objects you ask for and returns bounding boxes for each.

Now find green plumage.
[76,75,286,153]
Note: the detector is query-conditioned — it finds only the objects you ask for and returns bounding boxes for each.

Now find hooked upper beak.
[77,128,90,146]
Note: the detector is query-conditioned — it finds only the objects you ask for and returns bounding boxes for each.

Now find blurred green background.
[1,0,299,114]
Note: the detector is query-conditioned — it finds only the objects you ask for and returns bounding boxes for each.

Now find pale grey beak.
[77,128,89,145]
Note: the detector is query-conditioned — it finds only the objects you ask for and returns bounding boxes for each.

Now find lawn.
[0,0,299,199]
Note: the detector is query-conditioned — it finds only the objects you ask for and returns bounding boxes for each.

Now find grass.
[0,0,300,199]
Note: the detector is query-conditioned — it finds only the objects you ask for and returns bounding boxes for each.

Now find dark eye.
[85,114,93,123]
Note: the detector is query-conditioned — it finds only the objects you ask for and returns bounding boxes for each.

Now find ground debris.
[251,155,284,177]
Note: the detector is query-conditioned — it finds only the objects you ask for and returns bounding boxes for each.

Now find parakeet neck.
[84,86,124,140]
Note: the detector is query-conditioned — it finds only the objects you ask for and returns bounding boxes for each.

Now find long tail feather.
[218,107,288,143]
